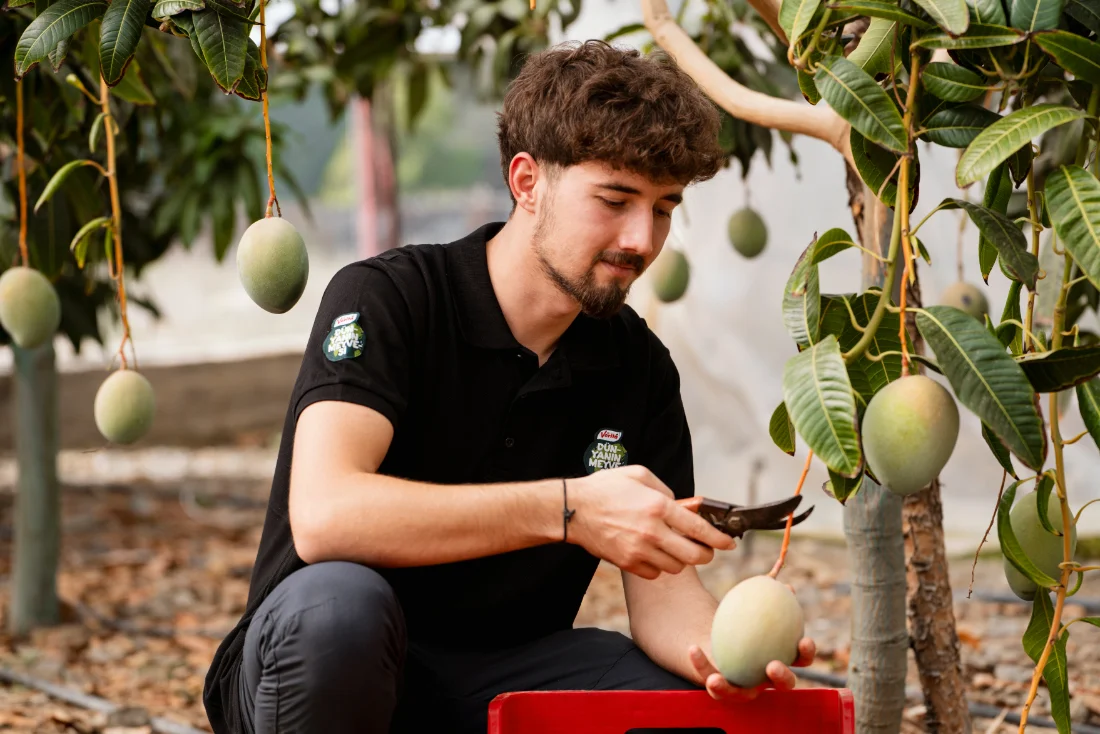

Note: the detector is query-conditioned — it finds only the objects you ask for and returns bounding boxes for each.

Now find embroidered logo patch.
[583,429,628,474]
[323,312,365,362]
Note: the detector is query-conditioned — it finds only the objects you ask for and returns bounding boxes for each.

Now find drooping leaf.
[1008,143,1034,188]
[827,1,934,27]
[917,306,1047,470]
[979,163,1013,282]
[1016,345,1100,391]
[982,422,1018,477]
[920,105,1001,147]
[769,402,797,456]
[798,68,822,104]
[914,235,932,264]
[783,240,821,348]
[206,0,259,24]
[69,216,110,269]
[1076,377,1100,451]
[780,0,824,43]
[1045,165,1100,293]
[913,23,1025,50]
[48,38,69,71]
[1033,30,1100,86]
[846,17,899,77]
[1010,0,1065,31]
[113,59,156,105]
[34,159,102,214]
[999,482,1060,587]
[819,292,910,403]
[827,467,864,504]
[957,105,1086,187]
[1066,0,1100,34]
[939,199,1039,288]
[192,7,247,92]
[850,128,919,209]
[1035,472,1058,536]
[14,0,108,78]
[782,335,863,477]
[966,0,1007,24]
[99,0,151,85]
[997,279,1024,354]
[152,0,203,19]
[88,112,105,154]
[921,61,991,102]
[810,228,858,264]
[814,54,907,153]
[911,0,970,33]
[233,39,265,101]
[1023,591,1072,734]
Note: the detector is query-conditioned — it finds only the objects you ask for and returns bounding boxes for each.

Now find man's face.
[531,161,684,319]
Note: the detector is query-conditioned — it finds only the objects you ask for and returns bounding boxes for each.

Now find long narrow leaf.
[34,159,102,214]
[912,0,969,33]
[782,240,821,348]
[769,402,797,456]
[914,23,1025,50]
[1076,377,1100,451]
[999,482,1060,587]
[14,0,107,78]
[1022,591,1072,734]
[1045,165,1100,292]
[957,105,1085,186]
[1010,0,1065,32]
[921,62,990,102]
[1034,30,1100,86]
[966,0,1007,23]
[1016,345,1100,391]
[920,105,1001,147]
[780,0,824,43]
[827,0,933,27]
[100,0,151,85]
[939,199,1039,288]
[815,54,907,152]
[846,17,898,76]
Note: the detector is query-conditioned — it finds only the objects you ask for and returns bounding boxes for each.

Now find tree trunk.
[9,341,60,636]
[843,165,910,733]
[902,272,972,734]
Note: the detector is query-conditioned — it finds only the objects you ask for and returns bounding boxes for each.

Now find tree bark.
[902,273,972,734]
[9,341,60,636]
[843,165,910,733]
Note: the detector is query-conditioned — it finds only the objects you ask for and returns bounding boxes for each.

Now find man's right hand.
[565,465,737,580]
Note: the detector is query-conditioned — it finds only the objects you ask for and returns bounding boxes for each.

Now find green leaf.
[966,0,1007,24]
[1079,616,1100,628]
[69,216,109,269]
[48,38,70,71]
[999,482,1061,587]
[1076,377,1100,451]
[232,39,265,101]
[957,105,1085,187]
[798,68,822,104]
[810,228,858,264]
[1045,165,1100,294]
[782,335,863,477]
[1023,591,1072,734]
[783,240,821,348]
[982,422,1018,477]
[34,159,102,214]
[819,292,910,404]
[827,1,933,27]
[846,18,898,77]
[1033,30,1100,86]
[152,0,203,19]
[911,0,970,33]
[407,62,429,130]
[913,23,1025,50]
[850,128,918,208]
[780,0,824,43]
[939,199,1039,288]
[1016,345,1100,391]
[914,235,932,264]
[815,55,907,153]
[1035,472,1057,535]
[1066,0,1100,34]
[826,467,864,504]
[14,0,108,78]
[1010,0,1065,31]
[205,0,258,23]
[192,7,247,92]
[916,306,1046,470]
[99,0,150,85]
[88,112,105,154]
[921,62,991,102]
[920,105,1001,148]
[997,279,1024,355]
[979,163,1013,282]
[769,402,797,456]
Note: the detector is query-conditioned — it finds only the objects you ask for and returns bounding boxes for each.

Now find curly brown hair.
[496,40,724,202]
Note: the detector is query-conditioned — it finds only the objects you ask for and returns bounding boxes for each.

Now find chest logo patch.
[584,429,628,474]
[323,312,365,362]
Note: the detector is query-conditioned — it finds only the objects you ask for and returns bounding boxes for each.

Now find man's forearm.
[291,473,568,567]
[628,572,719,686]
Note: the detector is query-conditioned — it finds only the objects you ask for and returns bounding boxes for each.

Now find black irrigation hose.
[795,668,1100,733]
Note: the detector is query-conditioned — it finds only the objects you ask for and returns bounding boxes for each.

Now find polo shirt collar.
[446,222,620,371]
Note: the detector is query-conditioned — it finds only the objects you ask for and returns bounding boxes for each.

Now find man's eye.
[655,209,673,219]
[599,198,626,209]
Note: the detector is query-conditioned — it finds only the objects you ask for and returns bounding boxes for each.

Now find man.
[203,39,815,734]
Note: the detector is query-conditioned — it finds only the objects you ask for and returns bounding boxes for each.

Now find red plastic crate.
[487,689,855,733]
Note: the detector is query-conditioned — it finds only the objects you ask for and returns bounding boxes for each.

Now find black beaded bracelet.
[562,478,576,542]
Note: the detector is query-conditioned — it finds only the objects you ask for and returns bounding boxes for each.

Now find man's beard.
[533,206,644,320]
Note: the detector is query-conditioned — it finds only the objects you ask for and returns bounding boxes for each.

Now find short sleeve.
[292,261,418,430]
[638,334,695,500]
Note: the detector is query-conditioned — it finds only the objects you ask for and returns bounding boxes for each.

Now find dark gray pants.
[237,561,700,734]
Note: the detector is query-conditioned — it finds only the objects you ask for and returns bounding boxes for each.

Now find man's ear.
[508,153,541,215]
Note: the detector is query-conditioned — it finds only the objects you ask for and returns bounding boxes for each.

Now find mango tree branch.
[639,0,855,170]
[746,0,787,45]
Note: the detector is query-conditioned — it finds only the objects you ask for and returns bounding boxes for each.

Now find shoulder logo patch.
[584,428,628,474]
[323,312,365,362]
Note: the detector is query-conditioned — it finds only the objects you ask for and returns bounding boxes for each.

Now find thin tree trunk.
[9,341,60,636]
[843,165,910,733]
[903,272,972,734]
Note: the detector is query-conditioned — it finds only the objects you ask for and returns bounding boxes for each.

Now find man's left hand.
[687,638,816,701]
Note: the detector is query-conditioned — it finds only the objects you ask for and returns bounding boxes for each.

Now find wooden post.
[9,341,61,636]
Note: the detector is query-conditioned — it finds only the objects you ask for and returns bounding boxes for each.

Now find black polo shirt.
[202,221,696,734]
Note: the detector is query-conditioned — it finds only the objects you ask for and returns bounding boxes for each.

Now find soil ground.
[1,458,1099,733]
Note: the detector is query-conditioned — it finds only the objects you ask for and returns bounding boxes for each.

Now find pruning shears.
[676,494,814,540]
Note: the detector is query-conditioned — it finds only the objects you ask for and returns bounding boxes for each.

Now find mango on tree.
[236,217,310,314]
[0,266,61,349]
[94,369,156,445]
